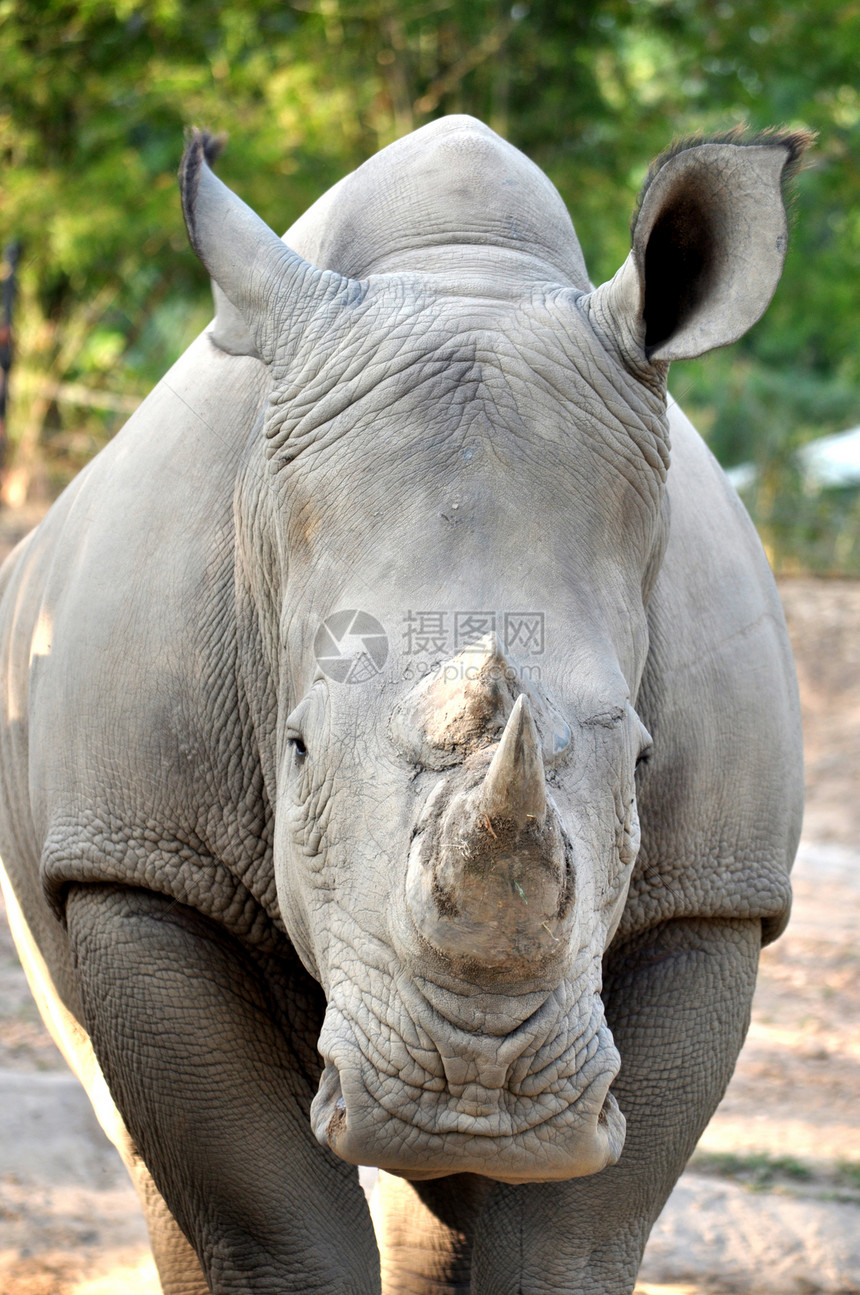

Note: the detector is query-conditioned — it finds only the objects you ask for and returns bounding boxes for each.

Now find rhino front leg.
[470,916,761,1294]
[64,883,380,1295]
[374,1171,491,1294]
[128,1156,211,1295]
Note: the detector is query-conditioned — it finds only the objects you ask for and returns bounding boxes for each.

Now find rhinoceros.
[0,116,805,1293]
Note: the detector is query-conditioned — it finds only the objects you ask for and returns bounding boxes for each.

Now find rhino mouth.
[311,1062,624,1184]
[309,959,625,1183]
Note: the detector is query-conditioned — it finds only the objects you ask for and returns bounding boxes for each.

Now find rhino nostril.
[310,1062,347,1149]
[327,1095,347,1142]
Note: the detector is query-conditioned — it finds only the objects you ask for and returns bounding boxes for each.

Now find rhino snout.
[308,984,625,1182]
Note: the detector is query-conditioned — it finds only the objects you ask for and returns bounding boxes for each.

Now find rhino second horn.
[479,694,547,829]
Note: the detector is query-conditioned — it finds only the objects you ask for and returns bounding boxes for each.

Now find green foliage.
[692,1150,860,1202]
[1,0,859,565]
[675,355,860,571]
[836,1159,860,1189]
[692,1149,815,1189]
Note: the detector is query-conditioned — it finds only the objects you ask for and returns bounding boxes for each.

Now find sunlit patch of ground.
[697,841,860,1168]
[0,1173,156,1294]
[635,1286,699,1295]
[0,1252,159,1295]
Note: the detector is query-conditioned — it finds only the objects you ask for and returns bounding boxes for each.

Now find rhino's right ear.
[583,130,813,368]
[180,129,346,364]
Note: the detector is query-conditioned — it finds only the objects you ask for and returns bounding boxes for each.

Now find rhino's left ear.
[209,280,261,358]
[180,129,349,364]
[583,131,813,366]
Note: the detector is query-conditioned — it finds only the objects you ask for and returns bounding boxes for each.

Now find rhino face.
[181,117,805,1181]
[262,292,663,1181]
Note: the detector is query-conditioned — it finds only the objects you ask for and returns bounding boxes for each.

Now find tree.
[1,0,858,567]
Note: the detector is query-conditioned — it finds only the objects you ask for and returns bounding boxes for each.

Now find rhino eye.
[288,732,307,760]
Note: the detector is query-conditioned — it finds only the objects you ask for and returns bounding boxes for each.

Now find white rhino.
[0,117,806,1293]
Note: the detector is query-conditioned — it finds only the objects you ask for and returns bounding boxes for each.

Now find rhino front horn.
[404,696,572,973]
[479,695,547,829]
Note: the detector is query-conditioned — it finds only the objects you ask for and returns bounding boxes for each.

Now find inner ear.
[584,135,811,368]
[643,185,718,357]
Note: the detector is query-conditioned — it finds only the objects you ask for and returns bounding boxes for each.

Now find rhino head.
[180,118,806,1183]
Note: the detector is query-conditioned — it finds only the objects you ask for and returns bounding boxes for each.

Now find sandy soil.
[780,578,860,845]
[0,505,857,1294]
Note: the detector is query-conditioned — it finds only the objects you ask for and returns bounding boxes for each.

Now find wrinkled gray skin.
[0,117,805,1294]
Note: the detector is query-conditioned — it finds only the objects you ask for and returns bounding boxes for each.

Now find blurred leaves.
[0,0,859,566]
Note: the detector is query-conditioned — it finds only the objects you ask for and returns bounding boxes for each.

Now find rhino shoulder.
[0,334,277,936]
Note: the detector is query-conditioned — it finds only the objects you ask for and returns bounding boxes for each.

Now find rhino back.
[627,401,804,947]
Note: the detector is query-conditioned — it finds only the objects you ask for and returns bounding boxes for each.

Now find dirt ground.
[0,504,857,1294]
